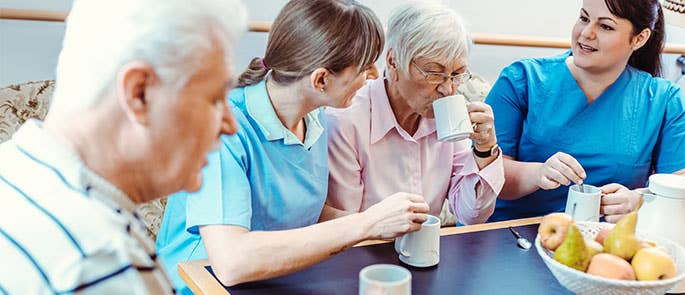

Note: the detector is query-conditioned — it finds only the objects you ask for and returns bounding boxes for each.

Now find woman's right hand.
[536,152,586,190]
[361,192,429,240]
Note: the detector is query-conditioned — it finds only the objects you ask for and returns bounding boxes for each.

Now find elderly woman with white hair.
[323,2,504,225]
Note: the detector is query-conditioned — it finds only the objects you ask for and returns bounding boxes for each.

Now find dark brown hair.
[237,0,384,87]
[605,0,665,77]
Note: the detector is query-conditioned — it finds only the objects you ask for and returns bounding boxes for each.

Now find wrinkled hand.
[600,183,642,223]
[536,152,586,190]
[361,192,429,240]
[466,101,497,151]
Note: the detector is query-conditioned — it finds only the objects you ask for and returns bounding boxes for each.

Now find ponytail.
[237,57,269,88]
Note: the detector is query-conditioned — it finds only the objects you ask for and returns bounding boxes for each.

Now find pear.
[554,223,591,272]
[604,211,640,260]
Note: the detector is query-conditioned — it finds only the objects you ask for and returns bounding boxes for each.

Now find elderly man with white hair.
[324,2,505,224]
[0,0,246,293]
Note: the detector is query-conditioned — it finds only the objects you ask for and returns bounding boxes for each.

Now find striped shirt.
[0,120,174,294]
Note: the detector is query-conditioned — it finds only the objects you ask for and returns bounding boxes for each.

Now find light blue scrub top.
[156,80,329,293]
[487,51,685,222]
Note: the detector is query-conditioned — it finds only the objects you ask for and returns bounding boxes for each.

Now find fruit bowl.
[535,221,685,295]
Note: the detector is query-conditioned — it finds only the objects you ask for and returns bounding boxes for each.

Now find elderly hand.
[361,192,429,240]
[467,101,497,151]
[600,183,642,223]
[536,152,586,190]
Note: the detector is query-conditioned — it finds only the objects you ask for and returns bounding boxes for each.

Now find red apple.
[594,223,615,246]
[538,213,573,250]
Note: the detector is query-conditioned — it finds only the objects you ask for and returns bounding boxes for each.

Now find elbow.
[211,258,250,287]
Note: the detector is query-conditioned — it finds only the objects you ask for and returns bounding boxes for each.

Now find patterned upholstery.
[0,80,167,240]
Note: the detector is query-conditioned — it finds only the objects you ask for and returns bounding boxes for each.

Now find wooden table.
[178,217,565,294]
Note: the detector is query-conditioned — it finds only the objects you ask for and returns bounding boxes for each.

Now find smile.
[578,42,598,52]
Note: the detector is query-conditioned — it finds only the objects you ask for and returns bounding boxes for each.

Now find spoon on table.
[508,226,532,250]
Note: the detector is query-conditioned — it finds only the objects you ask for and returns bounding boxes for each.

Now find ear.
[310,67,330,93]
[385,49,399,82]
[115,61,155,125]
[630,28,651,51]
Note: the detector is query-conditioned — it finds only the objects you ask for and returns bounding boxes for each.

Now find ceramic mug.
[565,184,601,222]
[394,215,440,267]
[432,94,473,142]
[358,264,411,295]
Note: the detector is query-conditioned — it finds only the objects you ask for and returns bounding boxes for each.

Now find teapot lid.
[648,174,685,199]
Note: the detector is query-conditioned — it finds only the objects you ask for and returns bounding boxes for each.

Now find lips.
[578,42,598,53]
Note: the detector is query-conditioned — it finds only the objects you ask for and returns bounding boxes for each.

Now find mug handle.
[398,235,411,257]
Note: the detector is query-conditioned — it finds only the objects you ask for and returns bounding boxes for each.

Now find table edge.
[177,216,543,294]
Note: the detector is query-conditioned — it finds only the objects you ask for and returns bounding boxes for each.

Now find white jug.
[636,174,685,293]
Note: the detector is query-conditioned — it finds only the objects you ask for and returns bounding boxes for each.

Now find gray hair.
[51,0,248,113]
[386,1,471,73]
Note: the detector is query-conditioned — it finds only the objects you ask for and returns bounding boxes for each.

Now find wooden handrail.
[2,8,685,54]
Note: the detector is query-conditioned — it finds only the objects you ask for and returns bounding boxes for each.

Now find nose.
[365,64,379,80]
[580,23,596,40]
[220,102,238,136]
[436,79,457,97]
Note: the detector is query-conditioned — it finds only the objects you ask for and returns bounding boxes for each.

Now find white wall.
[1,0,684,86]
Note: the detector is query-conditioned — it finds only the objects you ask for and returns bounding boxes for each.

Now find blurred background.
[1,0,684,87]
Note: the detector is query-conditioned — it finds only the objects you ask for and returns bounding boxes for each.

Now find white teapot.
[636,173,685,293]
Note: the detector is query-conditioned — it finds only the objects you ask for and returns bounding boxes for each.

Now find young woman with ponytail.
[485,0,685,223]
[156,0,430,292]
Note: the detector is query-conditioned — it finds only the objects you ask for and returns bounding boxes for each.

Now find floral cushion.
[0,80,54,143]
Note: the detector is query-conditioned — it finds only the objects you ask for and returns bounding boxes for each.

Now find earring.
[320,88,325,93]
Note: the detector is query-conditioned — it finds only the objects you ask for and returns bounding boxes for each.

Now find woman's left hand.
[467,101,497,151]
[600,183,642,223]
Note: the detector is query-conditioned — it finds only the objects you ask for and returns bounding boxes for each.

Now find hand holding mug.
[600,183,642,223]
[362,192,429,240]
[466,101,497,150]
[536,152,587,190]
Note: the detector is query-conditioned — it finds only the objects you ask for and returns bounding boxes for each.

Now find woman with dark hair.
[156,0,429,292]
[486,0,685,222]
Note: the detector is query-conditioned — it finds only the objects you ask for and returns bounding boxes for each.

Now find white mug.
[358,264,411,295]
[394,215,440,267]
[565,184,601,222]
[432,94,473,142]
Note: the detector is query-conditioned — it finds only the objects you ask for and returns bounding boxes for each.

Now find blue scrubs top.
[486,51,685,222]
[156,80,329,292]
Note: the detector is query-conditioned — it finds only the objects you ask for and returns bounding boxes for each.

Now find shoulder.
[626,67,684,104]
[499,52,568,82]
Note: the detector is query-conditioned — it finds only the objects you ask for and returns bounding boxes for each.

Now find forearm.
[499,157,543,200]
[318,204,354,222]
[202,214,369,286]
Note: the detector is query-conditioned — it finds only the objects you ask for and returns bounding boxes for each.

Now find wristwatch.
[473,143,499,158]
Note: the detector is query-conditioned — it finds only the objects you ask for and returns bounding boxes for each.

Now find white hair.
[386,1,471,73]
[52,0,248,113]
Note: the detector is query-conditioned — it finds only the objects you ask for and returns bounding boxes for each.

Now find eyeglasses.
[411,60,471,85]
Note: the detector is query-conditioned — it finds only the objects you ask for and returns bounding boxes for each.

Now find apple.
[587,253,636,280]
[631,247,677,281]
[538,213,573,250]
[638,240,657,249]
[585,239,604,257]
[594,223,615,246]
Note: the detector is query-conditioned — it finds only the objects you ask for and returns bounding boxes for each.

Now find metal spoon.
[508,226,532,250]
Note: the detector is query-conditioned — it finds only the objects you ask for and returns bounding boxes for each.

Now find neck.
[42,105,152,203]
[265,77,318,134]
[385,79,421,135]
[566,56,626,103]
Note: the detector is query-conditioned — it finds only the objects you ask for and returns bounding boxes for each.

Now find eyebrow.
[580,8,618,24]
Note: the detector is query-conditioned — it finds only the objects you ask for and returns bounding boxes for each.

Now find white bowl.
[535,221,685,295]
